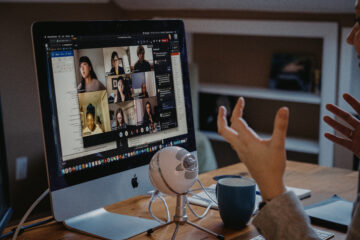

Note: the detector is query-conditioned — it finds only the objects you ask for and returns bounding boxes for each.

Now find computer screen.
[0,97,12,234]
[32,20,196,222]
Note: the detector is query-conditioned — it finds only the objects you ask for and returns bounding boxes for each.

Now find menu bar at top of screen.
[45,32,179,51]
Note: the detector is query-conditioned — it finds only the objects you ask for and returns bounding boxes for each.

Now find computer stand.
[146,194,225,240]
[64,208,160,239]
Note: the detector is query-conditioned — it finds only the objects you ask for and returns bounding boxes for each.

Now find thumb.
[272,107,289,149]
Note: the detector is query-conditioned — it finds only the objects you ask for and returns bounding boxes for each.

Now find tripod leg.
[186,220,225,240]
[171,223,180,240]
[147,220,174,235]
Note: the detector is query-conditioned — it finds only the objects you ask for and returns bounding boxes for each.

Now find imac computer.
[32,20,196,239]
[0,97,13,235]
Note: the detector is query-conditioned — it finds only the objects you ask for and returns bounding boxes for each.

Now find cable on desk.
[148,190,170,223]
[0,217,55,239]
[185,195,212,219]
[11,188,50,240]
[185,178,218,219]
[195,178,218,205]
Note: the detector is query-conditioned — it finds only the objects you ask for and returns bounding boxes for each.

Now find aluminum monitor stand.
[64,208,160,239]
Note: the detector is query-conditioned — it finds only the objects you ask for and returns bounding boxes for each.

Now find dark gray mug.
[217,177,256,229]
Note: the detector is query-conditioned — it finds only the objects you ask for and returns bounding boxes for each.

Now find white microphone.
[149,146,198,196]
[147,146,224,240]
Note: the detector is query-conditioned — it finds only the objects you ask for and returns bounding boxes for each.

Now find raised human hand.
[324,93,360,159]
[217,97,289,201]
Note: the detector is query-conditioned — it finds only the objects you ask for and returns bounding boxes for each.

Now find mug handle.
[215,183,218,200]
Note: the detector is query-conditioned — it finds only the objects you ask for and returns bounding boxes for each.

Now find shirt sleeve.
[252,191,319,240]
[347,193,360,240]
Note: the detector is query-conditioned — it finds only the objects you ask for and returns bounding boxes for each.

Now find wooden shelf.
[202,130,319,155]
[185,19,338,166]
[199,83,321,104]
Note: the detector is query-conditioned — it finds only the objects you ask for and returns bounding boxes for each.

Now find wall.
[123,9,354,25]
[0,2,125,221]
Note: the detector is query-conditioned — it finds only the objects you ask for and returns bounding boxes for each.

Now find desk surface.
[5,161,358,240]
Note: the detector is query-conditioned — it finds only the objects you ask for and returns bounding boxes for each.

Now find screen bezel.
[32,20,196,192]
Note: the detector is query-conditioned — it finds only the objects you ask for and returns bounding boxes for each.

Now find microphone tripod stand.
[146,194,225,240]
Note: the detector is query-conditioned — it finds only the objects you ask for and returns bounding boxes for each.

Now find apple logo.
[131,174,139,188]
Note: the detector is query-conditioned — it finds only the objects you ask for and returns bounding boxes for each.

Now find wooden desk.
[5,161,358,240]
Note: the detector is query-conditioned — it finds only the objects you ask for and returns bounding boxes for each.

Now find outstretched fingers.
[229,99,258,141]
[218,102,255,146]
[324,133,352,151]
[323,116,354,139]
[271,107,289,149]
[326,104,359,128]
[230,97,245,124]
[217,106,238,143]
[343,93,360,115]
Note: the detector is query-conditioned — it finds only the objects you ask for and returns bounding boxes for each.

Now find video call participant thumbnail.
[105,74,131,104]
[83,104,104,136]
[109,101,137,130]
[131,71,156,98]
[77,56,106,93]
[134,45,151,73]
[141,98,159,133]
[78,90,111,137]
[112,107,127,130]
[115,76,132,103]
[109,51,125,76]
[143,101,154,126]
[140,83,149,98]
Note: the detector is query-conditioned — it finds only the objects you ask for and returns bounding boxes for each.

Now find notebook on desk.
[305,195,353,232]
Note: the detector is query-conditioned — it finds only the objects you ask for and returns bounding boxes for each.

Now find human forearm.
[346,193,360,240]
[256,174,286,201]
[253,191,319,240]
